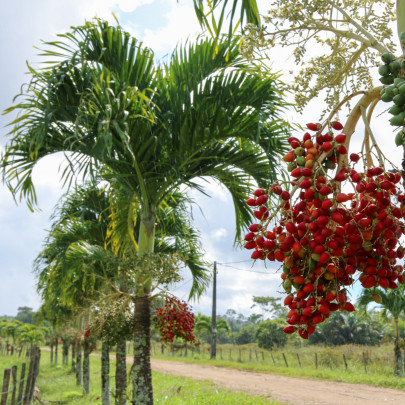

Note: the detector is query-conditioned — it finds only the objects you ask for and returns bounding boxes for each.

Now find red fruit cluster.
[244,122,405,339]
[153,296,197,345]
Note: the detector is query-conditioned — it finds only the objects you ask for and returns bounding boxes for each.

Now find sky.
[0,0,403,319]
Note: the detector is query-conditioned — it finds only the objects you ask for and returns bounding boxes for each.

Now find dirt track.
[151,358,405,405]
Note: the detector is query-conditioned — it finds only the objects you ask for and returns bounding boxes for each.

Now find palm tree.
[1,20,288,404]
[358,285,405,376]
[36,183,209,404]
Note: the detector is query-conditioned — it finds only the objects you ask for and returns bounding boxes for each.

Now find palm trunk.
[83,340,90,394]
[50,343,54,364]
[132,296,153,405]
[63,340,69,365]
[55,338,58,365]
[115,338,127,405]
[101,341,110,405]
[76,342,82,386]
[394,318,403,376]
[71,341,76,372]
[131,206,155,405]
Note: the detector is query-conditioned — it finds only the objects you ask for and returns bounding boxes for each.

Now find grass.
[0,350,281,404]
[147,341,405,390]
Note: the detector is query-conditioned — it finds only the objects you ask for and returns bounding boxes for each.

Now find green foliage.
[235,323,258,345]
[255,319,287,350]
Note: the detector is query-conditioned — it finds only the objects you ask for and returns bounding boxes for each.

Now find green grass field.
[0,350,281,404]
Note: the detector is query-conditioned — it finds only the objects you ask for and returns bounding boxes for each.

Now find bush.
[255,319,287,350]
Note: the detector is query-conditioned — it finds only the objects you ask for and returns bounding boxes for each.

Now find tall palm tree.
[358,285,405,376]
[1,20,288,404]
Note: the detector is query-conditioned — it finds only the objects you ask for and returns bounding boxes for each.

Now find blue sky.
[0,0,402,319]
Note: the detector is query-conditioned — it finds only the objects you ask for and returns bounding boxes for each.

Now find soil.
[151,358,405,405]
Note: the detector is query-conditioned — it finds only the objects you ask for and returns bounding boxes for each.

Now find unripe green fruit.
[389,105,404,115]
[381,93,393,102]
[395,130,405,146]
[393,94,405,105]
[394,77,405,87]
[378,65,390,76]
[390,112,405,126]
[283,265,290,274]
[390,61,401,73]
[287,162,296,171]
[399,85,405,95]
[380,75,394,85]
[296,156,306,166]
[400,32,405,42]
[401,60,405,70]
[393,88,400,95]
[384,87,395,98]
[294,147,305,156]
[381,53,394,64]
[324,160,336,170]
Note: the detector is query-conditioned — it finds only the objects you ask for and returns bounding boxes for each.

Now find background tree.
[1,19,289,404]
[255,319,287,350]
[358,285,405,376]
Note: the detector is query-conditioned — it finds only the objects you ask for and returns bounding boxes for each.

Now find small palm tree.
[358,285,405,376]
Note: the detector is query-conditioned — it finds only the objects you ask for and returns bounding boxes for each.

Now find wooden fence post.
[17,363,26,405]
[270,351,275,365]
[296,353,302,368]
[343,354,348,370]
[362,352,367,374]
[315,352,318,369]
[10,365,17,405]
[282,353,288,368]
[261,351,265,361]
[0,368,11,405]
[255,350,259,361]
[249,349,252,362]
[23,347,35,404]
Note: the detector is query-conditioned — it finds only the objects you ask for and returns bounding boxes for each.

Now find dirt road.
[151,359,405,405]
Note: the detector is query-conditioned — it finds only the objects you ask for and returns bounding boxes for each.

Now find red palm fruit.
[303,283,315,293]
[299,329,309,339]
[254,188,266,197]
[272,184,282,195]
[300,237,309,246]
[389,281,399,289]
[255,195,267,205]
[337,193,349,203]
[293,275,305,284]
[338,145,347,154]
[312,314,324,324]
[332,121,344,130]
[331,212,343,223]
[256,237,265,247]
[288,314,300,325]
[319,252,330,264]
[365,182,377,192]
[306,297,316,307]
[244,232,255,241]
[378,278,389,289]
[350,153,360,162]
[329,303,340,312]
[314,235,326,244]
[307,325,316,334]
[301,168,313,177]
[304,188,315,199]
[283,325,296,334]
[267,252,275,261]
[286,222,296,233]
[244,241,256,249]
[299,179,311,189]
[287,308,297,318]
[319,304,330,315]
[381,180,392,190]
[319,186,332,196]
[321,141,332,152]
[335,133,346,142]
[328,239,339,249]
[302,307,314,317]
[247,198,257,206]
[281,191,290,201]
[307,123,321,131]
[344,302,355,312]
[283,152,295,162]
[322,228,333,237]
[335,172,346,182]
[356,183,365,192]
[251,250,264,260]
[303,132,311,141]
[297,290,307,300]
[321,199,333,209]
[317,216,329,227]
[313,245,325,254]
[323,132,334,142]
[345,265,356,275]
[287,136,300,145]
[299,315,309,325]
[254,210,263,220]
[263,240,275,250]
[284,295,294,306]
[292,241,302,253]
[359,218,371,228]
[291,140,300,149]
[249,224,260,232]
[326,291,336,302]
[291,167,302,177]
[266,231,276,239]
[316,135,323,144]
[274,251,285,261]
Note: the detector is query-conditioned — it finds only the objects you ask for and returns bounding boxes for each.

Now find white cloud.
[211,227,228,240]
[142,1,200,52]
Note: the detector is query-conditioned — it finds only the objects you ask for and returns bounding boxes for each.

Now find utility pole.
[210,261,217,359]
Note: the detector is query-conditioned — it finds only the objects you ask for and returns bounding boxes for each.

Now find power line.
[217,259,252,265]
[219,262,278,275]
